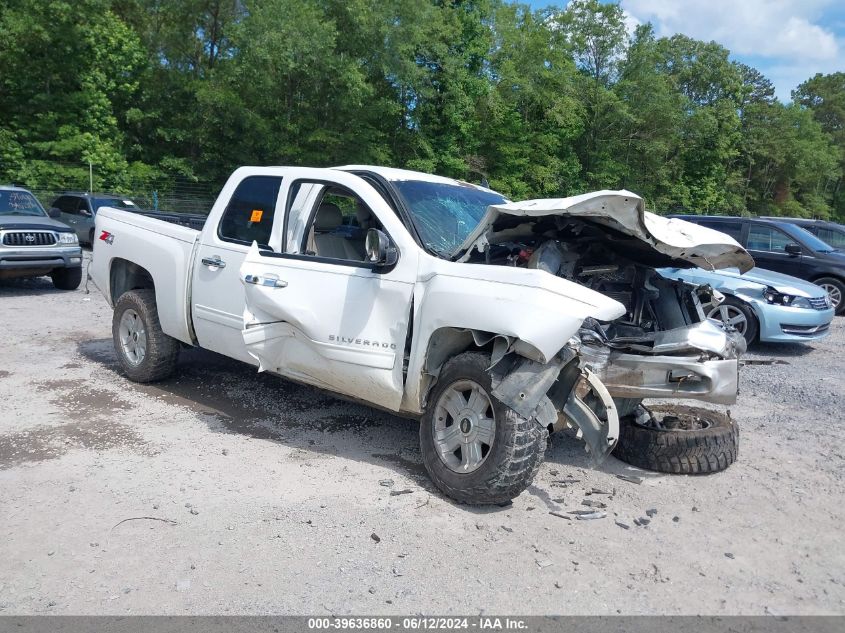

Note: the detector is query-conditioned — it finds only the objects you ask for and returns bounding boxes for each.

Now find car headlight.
[763,286,811,308]
[57,232,78,245]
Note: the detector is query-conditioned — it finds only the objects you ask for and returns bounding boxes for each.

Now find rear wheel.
[112,289,180,382]
[50,267,82,290]
[707,296,758,344]
[420,352,547,505]
[815,277,844,314]
[88,228,95,246]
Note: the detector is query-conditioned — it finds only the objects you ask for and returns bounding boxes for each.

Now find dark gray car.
[0,186,83,289]
[51,192,140,245]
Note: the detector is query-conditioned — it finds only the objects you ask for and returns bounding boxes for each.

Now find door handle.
[201,255,226,269]
[244,274,287,288]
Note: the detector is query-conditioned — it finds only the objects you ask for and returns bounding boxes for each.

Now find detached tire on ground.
[50,267,82,290]
[112,289,180,383]
[420,352,548,505]
[613,405,738,474]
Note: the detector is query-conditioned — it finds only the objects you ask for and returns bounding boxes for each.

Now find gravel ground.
[1,257,844,615]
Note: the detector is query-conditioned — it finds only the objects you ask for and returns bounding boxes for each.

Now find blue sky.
[527,1,845,101]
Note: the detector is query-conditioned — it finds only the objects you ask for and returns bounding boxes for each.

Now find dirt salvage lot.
[1,265,844,616]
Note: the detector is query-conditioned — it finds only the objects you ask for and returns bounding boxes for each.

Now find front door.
[191,175,285,363]
[744,223,806,279]
[239,170,417,411]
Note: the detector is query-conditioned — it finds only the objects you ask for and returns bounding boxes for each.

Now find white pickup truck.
[91,166,752,504]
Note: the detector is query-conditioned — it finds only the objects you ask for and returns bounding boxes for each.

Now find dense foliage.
[0,0,843,219]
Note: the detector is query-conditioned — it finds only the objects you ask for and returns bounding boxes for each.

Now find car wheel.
[419,352,547,505]
[706,296,758,345]
[112,289,180,382]
[613,405,739,474]
[89,228,95,246]
[815,277,844,315]
[50,267,82,290]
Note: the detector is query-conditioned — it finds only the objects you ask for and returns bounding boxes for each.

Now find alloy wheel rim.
[433,379,496,474]
[118,309,147,366]
[707,304,748,335]
[820,283,841,309]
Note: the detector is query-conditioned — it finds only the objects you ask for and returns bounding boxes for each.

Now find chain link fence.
[3,161,219,216]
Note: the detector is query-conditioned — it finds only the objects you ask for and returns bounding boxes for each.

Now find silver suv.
[0,185,83,289]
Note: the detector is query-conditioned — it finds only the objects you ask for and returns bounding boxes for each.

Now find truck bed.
[91,206,201,346]
[128,209,208,232]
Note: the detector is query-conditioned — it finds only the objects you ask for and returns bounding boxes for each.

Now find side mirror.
[785,243,802,256]
[365,229,398,268]
[80,208,93,217]
[47,207,61,218]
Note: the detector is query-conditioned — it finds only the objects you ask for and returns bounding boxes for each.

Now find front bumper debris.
[579,347,739,405]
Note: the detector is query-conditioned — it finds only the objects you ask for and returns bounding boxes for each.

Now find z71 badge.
[99,230,114,244]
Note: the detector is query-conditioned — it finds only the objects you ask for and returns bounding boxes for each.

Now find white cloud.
[623,0,840,58]
[621,0,844,100]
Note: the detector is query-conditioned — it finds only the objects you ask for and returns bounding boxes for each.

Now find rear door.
[239,169,417,411]
[192,175,285,363]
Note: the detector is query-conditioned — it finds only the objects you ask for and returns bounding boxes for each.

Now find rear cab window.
[218,176,283,249]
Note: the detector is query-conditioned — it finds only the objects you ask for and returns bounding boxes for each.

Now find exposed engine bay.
[465,216,745,358]
[462,212,747,461]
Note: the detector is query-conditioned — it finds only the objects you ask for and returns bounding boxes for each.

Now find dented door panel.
[240,244,415,411]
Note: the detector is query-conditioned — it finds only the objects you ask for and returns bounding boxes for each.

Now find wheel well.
[110,258,154,304]
[811,274,845,285]
[419,327,547,409]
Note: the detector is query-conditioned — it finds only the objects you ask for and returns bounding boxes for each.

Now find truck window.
[218,176,282,248]
[53,196,81,215]
[297,185,381,262]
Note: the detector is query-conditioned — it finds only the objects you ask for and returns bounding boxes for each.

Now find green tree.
[794,73,845,220]
[0,0,146,189]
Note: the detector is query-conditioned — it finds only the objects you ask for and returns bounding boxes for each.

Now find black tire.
[112,289,180,383]
[420,352,547,505]
[88,228,95,246]
[709,296,758,345]
[814,277,845,315]
[50,267,82,290]
[613,405,738,474]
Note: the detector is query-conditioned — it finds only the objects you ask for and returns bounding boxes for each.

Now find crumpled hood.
[456,190,754,273]
[0,214,74,232]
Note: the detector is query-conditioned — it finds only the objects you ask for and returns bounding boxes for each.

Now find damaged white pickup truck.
[91,166,752,504]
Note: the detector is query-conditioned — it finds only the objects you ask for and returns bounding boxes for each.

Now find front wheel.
[815,277,844,314]
[707,296,758,345]
[50,267,82,290]
[112,289,180,382]
[420,352,547,505]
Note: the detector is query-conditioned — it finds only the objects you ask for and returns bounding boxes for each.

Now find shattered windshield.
[0,190,46,217]
[391,180,507,257]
